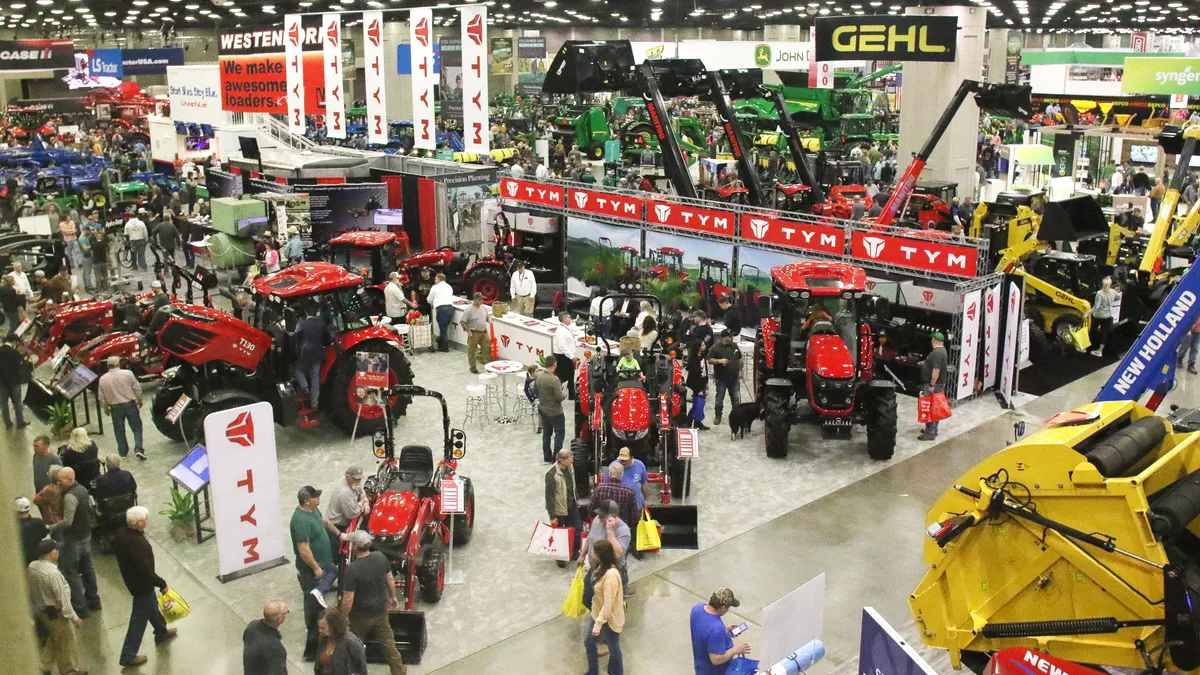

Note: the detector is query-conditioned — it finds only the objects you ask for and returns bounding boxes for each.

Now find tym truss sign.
[499,178,988,280]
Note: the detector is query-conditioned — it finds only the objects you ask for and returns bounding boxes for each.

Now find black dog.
[728,402,759,439]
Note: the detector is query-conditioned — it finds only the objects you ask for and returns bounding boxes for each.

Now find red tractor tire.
[465,266,507,304]
[416,545,446,603]
[327,342,414,434]
[451,477,475,546]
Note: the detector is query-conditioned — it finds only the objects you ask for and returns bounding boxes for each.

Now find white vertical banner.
[205,402,287,580]
[999,281,1022,405]
[363,11,388,145]
[982,283,1001,390]
[284,14,305,136]
[409,8,435,151]
[323,13,346,139]
[956,289,982,401]
[814,62,834,89]
[460,4,489,154]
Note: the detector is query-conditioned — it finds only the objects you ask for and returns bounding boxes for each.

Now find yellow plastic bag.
[158,588,191,623]
[561,567,588,618]
[637,509,662,552]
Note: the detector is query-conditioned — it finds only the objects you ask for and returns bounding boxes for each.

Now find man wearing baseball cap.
[15,496,48,564]
[690,588,750,673]
[577,499,634,599]
[290,485,348,660]
[325,466,370,533]
[919,331,949,441]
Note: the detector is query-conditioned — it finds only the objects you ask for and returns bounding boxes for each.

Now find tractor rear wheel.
[571,437,593,498]
[452,478,475,546]
[328,342,414,434]
[416,545,445,603]
[465,266,506,304]
[763,388,791,458]
[864,386,898,461]
[1052,313,1085,350]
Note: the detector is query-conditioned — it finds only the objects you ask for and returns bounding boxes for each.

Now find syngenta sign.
[1123,57,1200,96]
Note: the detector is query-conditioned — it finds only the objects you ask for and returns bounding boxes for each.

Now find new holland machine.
[753,261,897,460]
[910,259,1200,674]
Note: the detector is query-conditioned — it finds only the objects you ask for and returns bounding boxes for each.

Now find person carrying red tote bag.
[918,331,951,441]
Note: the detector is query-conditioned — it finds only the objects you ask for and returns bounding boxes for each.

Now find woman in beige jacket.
[584,539,625,675]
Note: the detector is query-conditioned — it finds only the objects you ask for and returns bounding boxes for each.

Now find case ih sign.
[741,214,844,255]
[568,188,643,221]
[646,200,736,238]
[500,178,564,207]
[850,231,979,278]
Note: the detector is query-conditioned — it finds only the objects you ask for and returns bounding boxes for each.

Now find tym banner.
[1122,57,1200,96]
[284,15,305,135]
[460,5,489,154]
[814,16,957,62]
[410,8,436,152]
[0,39,74,72]
[363,11,388,146]
[323,14,346,139]
[983,283,1002,390]
[999,281,1023,405]
[957,289,982,401]
[219,20,325,114]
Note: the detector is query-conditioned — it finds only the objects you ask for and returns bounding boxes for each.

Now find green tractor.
[552,106,613,159]
[102,169,149,213]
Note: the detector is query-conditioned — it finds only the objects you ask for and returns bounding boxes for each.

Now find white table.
[485,359,525,424]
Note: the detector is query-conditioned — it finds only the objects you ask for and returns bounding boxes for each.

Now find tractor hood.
[611,385,651,433]
[807,334,855,380]
[47,298,112,321]
[368,490,421,537]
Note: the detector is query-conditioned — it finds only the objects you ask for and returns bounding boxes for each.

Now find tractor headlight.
[371,531,408,556]
[611,427,649,441]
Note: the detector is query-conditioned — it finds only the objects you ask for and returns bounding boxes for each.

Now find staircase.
[247,113,318,151]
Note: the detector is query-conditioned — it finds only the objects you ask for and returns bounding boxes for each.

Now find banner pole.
[682,461,690,506]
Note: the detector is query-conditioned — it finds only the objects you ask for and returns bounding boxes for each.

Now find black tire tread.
[417,546,445,603]
[763,387,790,458]
[865,386,898,461]
[451,478,474,546]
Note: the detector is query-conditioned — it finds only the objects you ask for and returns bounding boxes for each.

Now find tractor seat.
[395,445,434,487]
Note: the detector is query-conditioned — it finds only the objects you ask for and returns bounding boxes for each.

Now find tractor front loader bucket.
[364,611,428,665]
[973,83,1033,119]
[648,504,698,549]
[543,40,636,94]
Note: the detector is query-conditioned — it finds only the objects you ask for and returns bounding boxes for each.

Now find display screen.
[373,209,404,226]
[168,445,210,493]
[237,216,269,232]
[1130,145,1158,163]
[53,364,98,400]
[185,137,211,151]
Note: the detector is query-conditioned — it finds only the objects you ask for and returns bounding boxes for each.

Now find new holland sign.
[814,16,957,62]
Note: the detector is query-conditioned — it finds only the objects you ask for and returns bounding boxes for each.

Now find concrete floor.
[11,306,1197,674]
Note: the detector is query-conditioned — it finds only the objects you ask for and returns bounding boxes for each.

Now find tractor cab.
[617,246,642,278]
[697,257,732,308]
[251,263,376,338]
[771,264,866,380]
[1024,250,1100,303]
[648,247,687,281]
[325,231,401,287]
[774,183,814,212]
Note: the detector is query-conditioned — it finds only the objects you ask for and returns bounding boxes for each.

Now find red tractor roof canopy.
[252,262,365,298]
[328,231,397,248]
[771,261,866,295]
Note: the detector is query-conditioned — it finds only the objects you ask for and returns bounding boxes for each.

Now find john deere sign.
[1122,57,1200,96]
[754,44,771,68]
[752,43,812,69]
[814,15,957,62]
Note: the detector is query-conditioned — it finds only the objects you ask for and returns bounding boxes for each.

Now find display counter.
[442,296,614,366]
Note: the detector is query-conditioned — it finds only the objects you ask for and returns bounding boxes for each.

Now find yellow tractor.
[911,400,1200,673]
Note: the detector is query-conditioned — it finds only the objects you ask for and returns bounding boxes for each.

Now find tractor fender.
[200,388,263,407]
[462,258,506,278]
[765,377,792,392]
[860,379,895,391]
[759,318,778,369]
[323,327,403,380]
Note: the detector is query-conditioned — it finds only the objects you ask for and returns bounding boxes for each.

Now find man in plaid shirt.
[589,462,639,528]
[27,539,86,675]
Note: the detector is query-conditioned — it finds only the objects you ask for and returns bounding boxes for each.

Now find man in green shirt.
[290,485,346,660]
[919,332,949,442]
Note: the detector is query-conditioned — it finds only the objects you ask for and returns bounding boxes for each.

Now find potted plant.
[160,486,196,542]
[45,401,73,440]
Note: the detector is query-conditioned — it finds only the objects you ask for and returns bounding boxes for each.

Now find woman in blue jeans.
[584,539,625,675]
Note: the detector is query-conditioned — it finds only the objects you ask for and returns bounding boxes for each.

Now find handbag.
[158,587,191,623]
[726,656,761,675]
[636,509,662,553]
[690,394,707,422]
[526,521,574,561]
[560,567,588,618]
[917,391,952,424]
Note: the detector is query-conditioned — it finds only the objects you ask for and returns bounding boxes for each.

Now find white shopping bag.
[526,521,573,561]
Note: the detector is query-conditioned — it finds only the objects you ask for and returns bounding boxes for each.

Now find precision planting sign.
[1122,57,1200,96]
[814,16,957,62]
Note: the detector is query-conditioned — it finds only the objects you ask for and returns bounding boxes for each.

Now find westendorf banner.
[849,231,978,278]
[499,178,564,208]
[741,214,844,255]
[363,11,387,145]
[219,21,325,114]
[284,14,305,135]
[568,188,643,221]
[410,8,435,152]
[323,14,346,139]
[646,199,736,238]
[0,39,73,72]
[461,5,489,154]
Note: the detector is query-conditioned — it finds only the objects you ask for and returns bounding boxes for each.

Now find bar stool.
[464,384,490,428]
[478,372,503,415]
[511,391,538,430]
[392,323,414,356]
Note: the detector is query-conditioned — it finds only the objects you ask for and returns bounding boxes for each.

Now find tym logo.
[522,185,562,203]
[505,181,518,197]
[777,225,840,250]
[862,236,886,258]
[966,302,977,321]
[922,290,934,302]
[655,204,672,221]
[678,210,730,231]
[574,191,589,209]
[225,411,255,448]
[500,335,511,348]
[288,20,301,47]
[413,16,430,47]
[749,218,770,238]
[466,14,483,45]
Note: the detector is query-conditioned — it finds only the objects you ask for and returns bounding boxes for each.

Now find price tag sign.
[165,393,192,424]
[677,428,699,459]
[49,345,70,371]
[440,478,464,514]
[14,317,32,338]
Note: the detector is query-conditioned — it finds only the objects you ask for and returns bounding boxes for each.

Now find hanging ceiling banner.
[460,5,489,154]
[813,15,957,62]
[410,8,436,151]
[0,39,74,72]
[363,11,387,145]
[323,13,346,139]
[284,14,305,135]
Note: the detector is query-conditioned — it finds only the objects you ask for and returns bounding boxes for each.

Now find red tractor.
[23,288,166,365]
[575,288,691,500]
[696,257,733,309]
[342,385,472,664]
[149,262,414,443]
[816,184,868,220]
[754,261,898,460]
[648,247,689,282]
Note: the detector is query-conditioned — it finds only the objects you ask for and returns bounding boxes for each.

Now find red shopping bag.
[917,392,952,424]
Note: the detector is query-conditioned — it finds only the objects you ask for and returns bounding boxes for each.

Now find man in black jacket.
[243,600,289,675]
[113,505,178,667]
[0,333,29,429]
[15,496,47,563]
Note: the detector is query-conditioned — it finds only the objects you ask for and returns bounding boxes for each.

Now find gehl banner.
[814,15,957,62]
